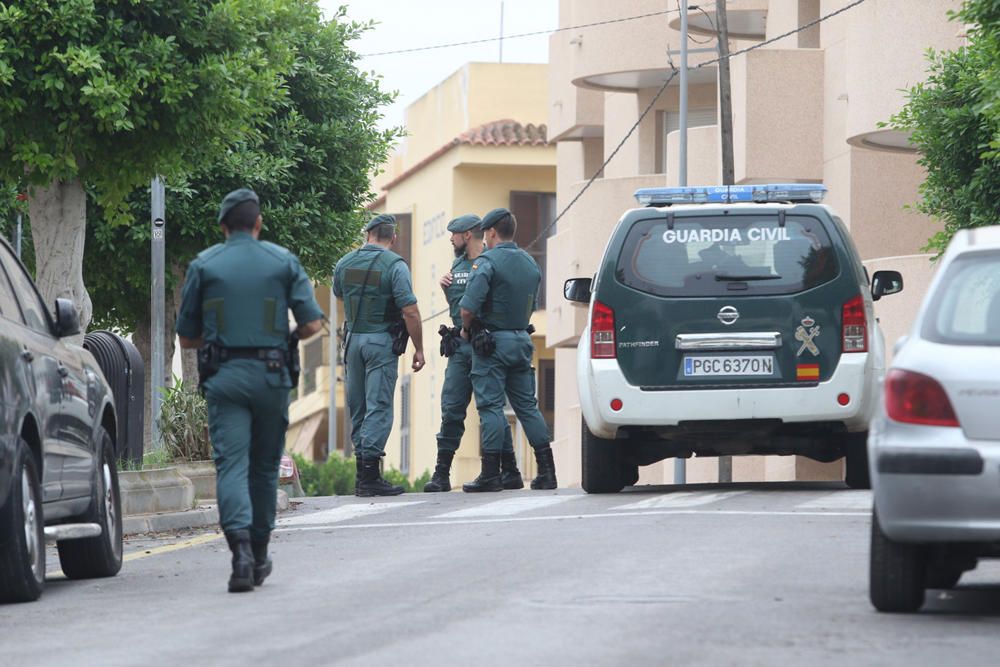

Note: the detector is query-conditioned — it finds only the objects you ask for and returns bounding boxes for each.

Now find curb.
[123,490,289,536]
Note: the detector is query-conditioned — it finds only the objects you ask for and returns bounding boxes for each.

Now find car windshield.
[615,214,839,297]
[922,251,1000,346]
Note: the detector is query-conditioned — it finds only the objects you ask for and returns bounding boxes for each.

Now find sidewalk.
[123,491,290,535]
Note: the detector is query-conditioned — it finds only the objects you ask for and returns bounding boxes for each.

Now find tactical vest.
[446,254,473,328]
[478,243,540,330]
[339,246,405,333]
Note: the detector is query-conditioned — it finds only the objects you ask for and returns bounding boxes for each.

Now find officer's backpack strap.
[343,250,382,361]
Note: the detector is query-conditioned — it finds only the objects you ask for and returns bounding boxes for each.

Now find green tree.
[889,0,1000,254]
[0,0,305,328]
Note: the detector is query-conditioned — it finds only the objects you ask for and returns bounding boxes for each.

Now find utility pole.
[716,1,735,485]
[14,192,25,259]
[150,177,166,453]
[328,284,340,459]
[675,3,690,486]
[499,1,505,63]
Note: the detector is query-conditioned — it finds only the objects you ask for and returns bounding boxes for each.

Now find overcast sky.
[319,0,559,131]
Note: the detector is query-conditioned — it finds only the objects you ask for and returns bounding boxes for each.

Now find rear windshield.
[615,214,840,297]
[922,251,1000,346]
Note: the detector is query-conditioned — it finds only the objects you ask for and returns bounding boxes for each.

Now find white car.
[869,226,1000,612]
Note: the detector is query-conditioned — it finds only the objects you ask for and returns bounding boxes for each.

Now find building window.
[537,359,555,433]
[300,334,327,395]
[510,191,556,309]
[400,374,411,475]
[393,212,413,267]
[657,108,717,174]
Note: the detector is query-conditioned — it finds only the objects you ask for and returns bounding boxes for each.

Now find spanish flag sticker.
[796,364,820,381]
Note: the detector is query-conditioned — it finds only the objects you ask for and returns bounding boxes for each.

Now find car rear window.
[922,251,1000,346]
[615,214,840,297]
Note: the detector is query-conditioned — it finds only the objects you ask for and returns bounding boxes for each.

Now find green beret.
[446,214,482,233]
[480,207,511,230]
[218,188,259,224]
[365,213,396,233]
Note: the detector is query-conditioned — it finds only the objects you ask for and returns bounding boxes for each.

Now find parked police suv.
[0,238,122,603]
[564,184,903,493]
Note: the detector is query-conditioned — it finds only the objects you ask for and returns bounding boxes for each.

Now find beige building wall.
[547,0,964,487]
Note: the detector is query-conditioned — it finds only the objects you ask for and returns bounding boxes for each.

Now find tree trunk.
[28,178,92,335]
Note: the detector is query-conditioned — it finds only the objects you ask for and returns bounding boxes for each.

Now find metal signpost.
[150,177,166,453]
[675,3,689,485]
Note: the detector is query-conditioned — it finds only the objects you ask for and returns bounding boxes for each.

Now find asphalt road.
[3,482,999,666]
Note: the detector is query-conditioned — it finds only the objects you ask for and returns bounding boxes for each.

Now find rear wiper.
[714,274,782,282]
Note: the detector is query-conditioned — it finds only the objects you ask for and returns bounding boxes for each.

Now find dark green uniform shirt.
[333,244,417,333]
[446,253,474,328]
[459,241,540,330]
[176,232,323,348]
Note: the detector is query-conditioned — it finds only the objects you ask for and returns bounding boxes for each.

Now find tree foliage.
[85,5,399,332]
[0,0,311,217]
[889,0,1000,254]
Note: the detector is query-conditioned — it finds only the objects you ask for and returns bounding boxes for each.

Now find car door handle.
[21,350,33,362]
[57,365,69,378]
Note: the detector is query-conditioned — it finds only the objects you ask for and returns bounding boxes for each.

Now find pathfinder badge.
[795,316,821,356]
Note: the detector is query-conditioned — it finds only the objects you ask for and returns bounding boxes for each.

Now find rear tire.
[0,439,45,603]
[581,419,625,494]
[57,428,123,579]
[845,431,870,489]
[869,511,926,613]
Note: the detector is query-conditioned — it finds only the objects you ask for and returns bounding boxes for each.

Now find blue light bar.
[634,183,827,206]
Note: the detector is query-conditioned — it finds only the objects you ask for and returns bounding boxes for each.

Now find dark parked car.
[0,238,122,603]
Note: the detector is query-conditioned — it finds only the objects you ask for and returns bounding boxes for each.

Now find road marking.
[434,495,580,519]
[277,501,425,527]
[275,508,868,533]
[124,533,223,563]
[796,491,872,511]
[611,491,746,511]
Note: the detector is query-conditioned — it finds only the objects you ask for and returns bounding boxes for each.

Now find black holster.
[286,332,301,388]
[197,344,222,395]
[438,324,461,358]
[389,318,409,356]
[469,320,496,357]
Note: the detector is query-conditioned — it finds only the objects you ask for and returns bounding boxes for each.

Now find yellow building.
[545,0,964,486]
[287,63,558,486]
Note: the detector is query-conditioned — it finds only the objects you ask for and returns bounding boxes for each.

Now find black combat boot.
[462,453,503,493]
[500,450,525,490]
[356,456,405,497]
[423,450,455,492]
[225,529,255,593]
[251,535,272,587]
[530,445,558,490]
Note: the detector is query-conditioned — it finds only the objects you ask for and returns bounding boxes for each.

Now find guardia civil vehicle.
[564,184,903,493]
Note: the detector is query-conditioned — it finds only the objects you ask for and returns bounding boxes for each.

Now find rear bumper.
[578,333,877,439]
[870,416,1000,543]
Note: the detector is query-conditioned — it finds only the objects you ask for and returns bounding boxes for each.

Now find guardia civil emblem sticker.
[795,316,821,357]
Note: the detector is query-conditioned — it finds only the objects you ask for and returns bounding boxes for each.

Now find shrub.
[292,453,429,495]
[158,376,211,462]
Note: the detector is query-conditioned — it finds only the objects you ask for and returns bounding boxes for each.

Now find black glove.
[471,329,496,357]
[439,324,460,357]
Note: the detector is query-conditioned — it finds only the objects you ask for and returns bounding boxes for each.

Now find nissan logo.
[717,306,739,326]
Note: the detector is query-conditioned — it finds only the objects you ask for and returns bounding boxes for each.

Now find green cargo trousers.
[470,330,550,454]
[437,339,513,453]
[345,331,398,458]
[203,359,291,541]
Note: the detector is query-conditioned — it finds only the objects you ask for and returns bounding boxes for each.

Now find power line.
[522,0,868,251]
[361,8,681,57]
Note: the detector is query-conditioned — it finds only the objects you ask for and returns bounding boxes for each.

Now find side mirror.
[871,270,903,301]
[564,278,592,305]
[54,298,81,337]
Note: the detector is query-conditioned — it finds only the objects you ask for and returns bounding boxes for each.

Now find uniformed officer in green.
[459,208,557,492]
[177,188,323,593]
[334,214,425,496]
[423,214,521,493]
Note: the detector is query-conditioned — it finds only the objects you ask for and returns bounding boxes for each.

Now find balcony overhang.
[668,6,767,40]
[847,129,918,154]
[574,64,717,92]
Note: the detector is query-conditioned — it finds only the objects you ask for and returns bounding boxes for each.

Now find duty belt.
[219,347,285,362]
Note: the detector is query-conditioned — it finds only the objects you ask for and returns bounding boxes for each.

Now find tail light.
[591,299,616,359]
[885,369,959,427]
[842,294,867,353]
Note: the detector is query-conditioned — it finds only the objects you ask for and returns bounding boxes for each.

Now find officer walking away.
[424,215,521,493]
[177,189,324,593]
[334,214,425,497]
[459,208,557,492]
